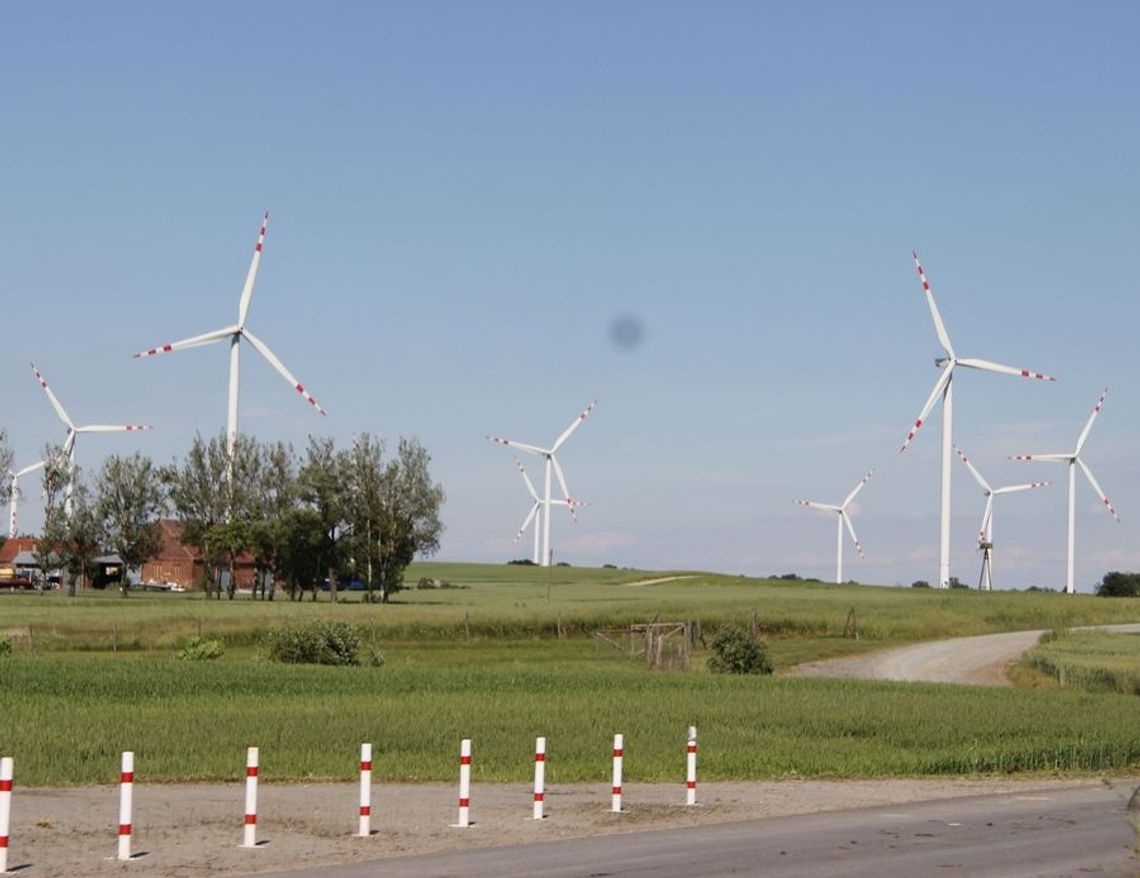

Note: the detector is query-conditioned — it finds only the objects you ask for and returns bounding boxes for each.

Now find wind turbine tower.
[794,469,874,584]
[899,252,1055,589]
[953,445,1049,591]
[1010,389,1119,594]
[134,213,326,458]
[488,401,596,567]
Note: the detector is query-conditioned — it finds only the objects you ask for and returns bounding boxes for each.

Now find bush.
[707,625,773,675]
[177,635,225,661]
[0,637,11,657]
[264,620,363,666]
[1096,572,1140,597]
[911,580,931,589]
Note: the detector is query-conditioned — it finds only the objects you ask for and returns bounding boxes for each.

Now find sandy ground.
[792,623,1140,686]
[3,777,1123,877]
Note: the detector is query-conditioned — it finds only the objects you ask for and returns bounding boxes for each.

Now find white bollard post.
[685,726,698,806]
[357,743,372,837]
[0,757,12,873]
[610,734,623,813]
[532,737,546,820]
[453,739,471,828]
[117,751,134,861]
[242,747,259,848]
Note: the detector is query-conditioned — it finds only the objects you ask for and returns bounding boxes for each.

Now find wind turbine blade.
[487,437,547,456]
[16,461,45,478]
[551,400,597,452]
[63,431,77,458]
[550,454,573,502]
[912,251,955,358]
[1077,458,1119,522]
[953,445,991,493]
[1008,453,1070,462]
[133,325,239,358]
[842,469,875,507]
[514,459,540,502]
[956,358,1056,382]
[992,481,1050,495]
[75,424,152,433]
[842,513,864,559]
[979,496,994,544]
[514,503,540,544]
[30,364,74,429]
[1075,388,1108,454]
[794,500,840,512]
[900,365,953,452]
[237,212,269,327]
[242,329,326,416]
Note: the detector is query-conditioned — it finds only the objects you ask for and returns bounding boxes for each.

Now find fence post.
[611,734,623,813]
[533,737,546,820]
[357,743,372,837]
[686,726,698,805]
[453,739,471,827]
[242,747,259,848]
[0,757,12,873]
[118,751,134,861]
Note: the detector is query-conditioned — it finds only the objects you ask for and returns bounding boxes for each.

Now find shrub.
[0,637,11,657]
[1096,572,1140,597]
[911,580,931,589]
[177,635,225,661]
[707,625,773,675]
[264,620,362,666]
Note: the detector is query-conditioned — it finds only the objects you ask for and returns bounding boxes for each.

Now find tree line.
[0,429,444,602]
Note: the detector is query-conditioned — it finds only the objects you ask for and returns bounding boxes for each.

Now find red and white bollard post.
[0,757,13,873]
[357,743,372,837]
[453,739,471,828]
[610,734,623,813]
[242,747,259,848]
[685,726,698,806]
[118,751,134,861]
[532,737,546,820]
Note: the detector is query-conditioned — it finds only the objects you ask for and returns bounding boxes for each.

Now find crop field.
[1023,630,1140,695]
[1,563,1138,787]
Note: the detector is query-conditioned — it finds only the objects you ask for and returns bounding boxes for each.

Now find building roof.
[0,537,38,565]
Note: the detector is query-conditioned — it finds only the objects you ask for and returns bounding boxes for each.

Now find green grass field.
[1022,630,1140,695]
[1,563,1138,786]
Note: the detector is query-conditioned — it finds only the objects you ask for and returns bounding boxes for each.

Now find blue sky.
[3,2,1138,590]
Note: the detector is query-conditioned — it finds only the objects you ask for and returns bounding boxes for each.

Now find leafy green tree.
[1096,571,1140,598]
[373,438,445,603]
[165,434,230,597]
[38,448,102,596]
[96,453,165,597]
[707,625,773,675]
[298,437,348,602]
[247,441,297,600]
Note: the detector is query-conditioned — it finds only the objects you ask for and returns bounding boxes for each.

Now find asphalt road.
[793,623,1140,685]
[251,783,1139,878]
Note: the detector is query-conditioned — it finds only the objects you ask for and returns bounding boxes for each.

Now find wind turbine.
[30,364,151,511]
[899,252,1055,589]
[953,445,1049,591]
[794,469,874,584]
[133,212,325,458]
[8,459,45,537]
[512,459,584,565]
[488,401,596,567]
[1010,388,1119,594]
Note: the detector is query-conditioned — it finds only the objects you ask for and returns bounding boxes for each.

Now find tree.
[340,434,385,603]
[911,580,931,589]
[38,447,101,596]
[1096,571,1140,598]
[373,438,445,603]
[298,437,348,602]
[166,434,230,597]
[96,453,165,597]
[246,441,297,600]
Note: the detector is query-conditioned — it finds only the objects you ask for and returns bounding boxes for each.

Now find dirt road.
[793,623,1140,685]
[1,778,1111,878]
